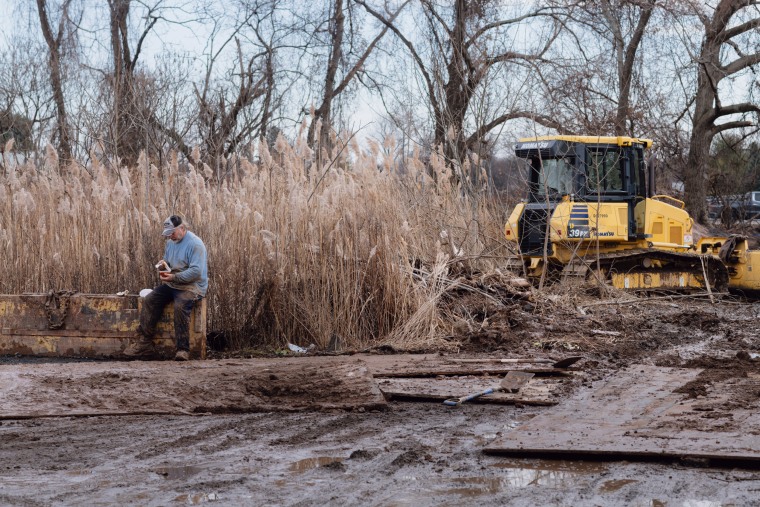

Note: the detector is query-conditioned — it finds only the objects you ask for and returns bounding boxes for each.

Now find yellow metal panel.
[616,207,628,236]
[728,250,760,293]
[550,202,628,242]
[0,294,206,359]
[504,202,525,244]
[643,198,692,249]
[669,226,682,245]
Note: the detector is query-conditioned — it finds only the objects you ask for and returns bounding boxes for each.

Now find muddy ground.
[1,294,760,506]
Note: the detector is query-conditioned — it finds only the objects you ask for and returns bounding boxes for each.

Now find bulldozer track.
[583,250,728,292]
[512,249,729,293]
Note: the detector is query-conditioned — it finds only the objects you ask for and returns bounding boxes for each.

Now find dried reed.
[0,132,512,351]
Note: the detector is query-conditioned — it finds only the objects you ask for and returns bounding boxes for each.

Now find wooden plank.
[356,354,575,378]
[0,357,385,418]
[484,365,760,466]
[377,375,562,406]
[450,358,554,364]
[375,366,569,378]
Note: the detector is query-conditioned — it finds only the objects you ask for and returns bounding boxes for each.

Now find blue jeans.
[137,284,201,351]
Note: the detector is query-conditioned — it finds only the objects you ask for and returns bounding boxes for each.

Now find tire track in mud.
[268,412,387,447]
[4,405,760,506]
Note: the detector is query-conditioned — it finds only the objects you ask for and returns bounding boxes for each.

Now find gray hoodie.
[164,231,208,296]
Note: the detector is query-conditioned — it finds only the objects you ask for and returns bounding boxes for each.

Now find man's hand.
[159,271,174,282]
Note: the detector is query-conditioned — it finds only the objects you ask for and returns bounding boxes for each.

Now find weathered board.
[0,293,206,359]
[484,365,760,467]
[0,357,385,418]
[377,375,562,406]
[365,354,571,378]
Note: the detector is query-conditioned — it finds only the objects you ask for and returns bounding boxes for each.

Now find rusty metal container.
[0,292,206,359]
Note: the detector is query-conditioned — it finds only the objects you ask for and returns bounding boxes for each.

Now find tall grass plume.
[0,132,515,351]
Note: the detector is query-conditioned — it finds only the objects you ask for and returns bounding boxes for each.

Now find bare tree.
[36,0,76,165]
[191,1,287,176]
[106,0,164,166]
[0,37,55,156]
[358,0,567,171]
[682,0,760,223]
[305,0,405,155]
[603,0,655,135]
[551,0,656,135]
[195,39,271,169]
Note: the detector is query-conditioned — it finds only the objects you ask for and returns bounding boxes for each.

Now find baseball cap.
[162,215,183,236]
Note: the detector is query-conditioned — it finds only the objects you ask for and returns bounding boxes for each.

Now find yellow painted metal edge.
[518,135,653,148]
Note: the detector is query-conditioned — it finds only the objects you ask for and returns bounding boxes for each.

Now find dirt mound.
[0,358,387,418]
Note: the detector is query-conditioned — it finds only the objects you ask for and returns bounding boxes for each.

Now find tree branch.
[465,111,572,148]
[131,14,159,69]
[715,101,760,119]
[355,0,443,124]
[721,52,760,76]
[717,16,760,43]
[711,120,755,136]
[465,5,565,47]
[333,0,409,98]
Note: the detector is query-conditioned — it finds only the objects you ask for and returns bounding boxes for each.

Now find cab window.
[538,157,574,196]
[632,147,646,198]
[586,148,624,193]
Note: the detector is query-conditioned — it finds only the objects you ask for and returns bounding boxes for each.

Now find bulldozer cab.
[516,136,651,242]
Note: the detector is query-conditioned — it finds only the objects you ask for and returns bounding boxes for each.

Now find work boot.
[123,336,155,358]
[174,350,190,361]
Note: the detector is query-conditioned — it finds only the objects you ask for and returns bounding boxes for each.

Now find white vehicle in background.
[745,191,760,220]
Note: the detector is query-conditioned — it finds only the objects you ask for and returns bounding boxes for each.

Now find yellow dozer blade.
[0,293,206,359]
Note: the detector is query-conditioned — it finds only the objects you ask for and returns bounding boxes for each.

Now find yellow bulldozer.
[504,135,760,297]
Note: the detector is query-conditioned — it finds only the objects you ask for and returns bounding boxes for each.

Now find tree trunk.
[683,0,760,224]
[684,127,711,224]
[436,0,473,169]
[613,2,653,136]
[307,0,345,155]
[109,0,144,166]
[36,0,73,166]
[684,32,719,225]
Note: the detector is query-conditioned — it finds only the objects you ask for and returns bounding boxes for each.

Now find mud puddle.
[597,478,638,492]
[154,464,208,480]
[449,460,607,493]
[173,492,220,504]
[289,457,345,473]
